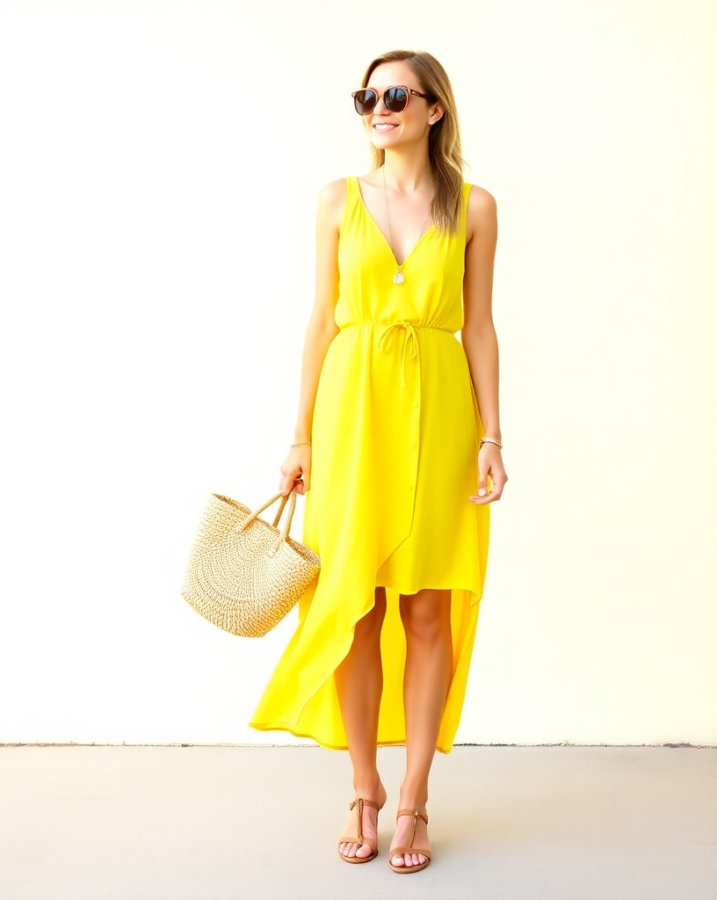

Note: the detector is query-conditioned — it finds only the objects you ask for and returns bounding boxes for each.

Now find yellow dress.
[248,175,490,754]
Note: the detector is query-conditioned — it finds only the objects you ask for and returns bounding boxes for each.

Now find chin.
[370,133,399,144]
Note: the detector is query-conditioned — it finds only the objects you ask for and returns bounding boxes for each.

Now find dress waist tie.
[376,320,420,389]
[339,320,455,388]
[375,320,455,388]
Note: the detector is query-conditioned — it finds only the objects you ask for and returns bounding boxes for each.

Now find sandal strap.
[350,798,380,811]
[340,797,381,845]
[394,808,428,849]
[339,833,376,845]
[395,808,428,823]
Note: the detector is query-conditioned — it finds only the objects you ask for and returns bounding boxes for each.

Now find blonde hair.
[360,49,468,235]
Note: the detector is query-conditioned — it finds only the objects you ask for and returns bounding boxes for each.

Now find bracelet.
[291,441,312,447]
[480,437,503,449]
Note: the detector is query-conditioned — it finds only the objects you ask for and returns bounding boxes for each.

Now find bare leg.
[335,587,388,859]
[390,587,452,868]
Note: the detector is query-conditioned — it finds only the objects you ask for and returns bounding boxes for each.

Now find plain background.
[0,0,715,747]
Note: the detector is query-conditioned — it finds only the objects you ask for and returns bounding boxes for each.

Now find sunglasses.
[351,85,430,116]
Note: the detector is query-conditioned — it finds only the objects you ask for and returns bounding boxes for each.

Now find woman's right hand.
[279,444,312,496]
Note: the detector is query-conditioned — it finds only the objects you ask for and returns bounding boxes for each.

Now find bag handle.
[270,492,290,528]
[239,490,290,530]
[238,489,299,557]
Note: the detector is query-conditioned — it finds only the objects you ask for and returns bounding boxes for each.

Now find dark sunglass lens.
[353,89,377,115]
[385,87,408,112]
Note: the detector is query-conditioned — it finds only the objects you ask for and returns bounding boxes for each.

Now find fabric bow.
[376,320,419,388]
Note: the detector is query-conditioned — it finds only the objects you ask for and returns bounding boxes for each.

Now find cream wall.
[0,1,715,746]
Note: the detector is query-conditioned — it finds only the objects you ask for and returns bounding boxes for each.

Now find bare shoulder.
[316,177,349,234]
[465,184,497,244]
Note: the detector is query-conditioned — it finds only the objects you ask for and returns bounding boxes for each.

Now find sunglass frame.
[351,84,429,116]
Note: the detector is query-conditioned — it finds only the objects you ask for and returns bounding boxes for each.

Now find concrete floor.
[0,744,715,900]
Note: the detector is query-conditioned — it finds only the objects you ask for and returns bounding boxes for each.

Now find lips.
[373,123,398,131]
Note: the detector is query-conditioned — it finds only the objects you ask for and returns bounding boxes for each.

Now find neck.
[381,148,433,193]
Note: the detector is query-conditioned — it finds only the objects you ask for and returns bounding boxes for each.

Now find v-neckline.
[354,175,437,270]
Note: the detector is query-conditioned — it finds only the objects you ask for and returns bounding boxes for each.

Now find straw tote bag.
[180,489,321,638]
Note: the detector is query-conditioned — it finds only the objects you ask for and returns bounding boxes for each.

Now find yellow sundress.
[248,174,490,754]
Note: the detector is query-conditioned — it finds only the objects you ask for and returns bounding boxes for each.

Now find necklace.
[382,166,433,285]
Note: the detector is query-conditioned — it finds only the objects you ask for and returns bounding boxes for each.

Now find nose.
[373,93,390,114]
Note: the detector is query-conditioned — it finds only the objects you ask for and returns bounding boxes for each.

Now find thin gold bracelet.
[291,441,312,447]
[480,437,503,449]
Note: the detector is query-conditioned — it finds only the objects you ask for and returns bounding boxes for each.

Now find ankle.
[352,774,383,797]
[398,783,428,810]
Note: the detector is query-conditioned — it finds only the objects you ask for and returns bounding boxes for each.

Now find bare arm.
[279,178,345,495]
[461,186,508,503]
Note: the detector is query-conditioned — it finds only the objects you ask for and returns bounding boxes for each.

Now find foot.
[389,804,431,869]
[338,781,387,860]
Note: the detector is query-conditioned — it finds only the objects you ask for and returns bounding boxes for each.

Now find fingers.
[279,449,311,495]
[280,475,309,496]
[278,464,297,496]
[470,470,508,504]
[469,463,490,503]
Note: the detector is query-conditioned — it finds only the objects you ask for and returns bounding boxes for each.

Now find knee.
[354,587,387,644]
[400,591,450,643]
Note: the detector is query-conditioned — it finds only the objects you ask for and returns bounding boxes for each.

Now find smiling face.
[360,60,444,148]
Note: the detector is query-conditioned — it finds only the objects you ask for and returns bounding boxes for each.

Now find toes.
[391,853,406,866]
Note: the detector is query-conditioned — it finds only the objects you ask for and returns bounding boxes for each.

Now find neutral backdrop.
[1,0,715,747]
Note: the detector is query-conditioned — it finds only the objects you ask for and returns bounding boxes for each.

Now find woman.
[248,49,507,874]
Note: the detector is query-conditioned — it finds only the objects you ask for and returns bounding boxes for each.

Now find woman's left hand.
[470,443,508,504]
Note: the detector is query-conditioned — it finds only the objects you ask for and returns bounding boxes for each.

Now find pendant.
[393,271,405,285]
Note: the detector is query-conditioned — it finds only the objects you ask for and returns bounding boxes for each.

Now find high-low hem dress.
[248,175,490,755]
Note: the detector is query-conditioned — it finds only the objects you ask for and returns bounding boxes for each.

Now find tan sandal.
[388,808,432,873]
[337,797,383,864]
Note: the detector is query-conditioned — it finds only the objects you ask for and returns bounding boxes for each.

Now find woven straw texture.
[181,490,321,638]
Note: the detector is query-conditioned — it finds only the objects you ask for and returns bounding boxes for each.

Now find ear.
[429,102,445,125]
